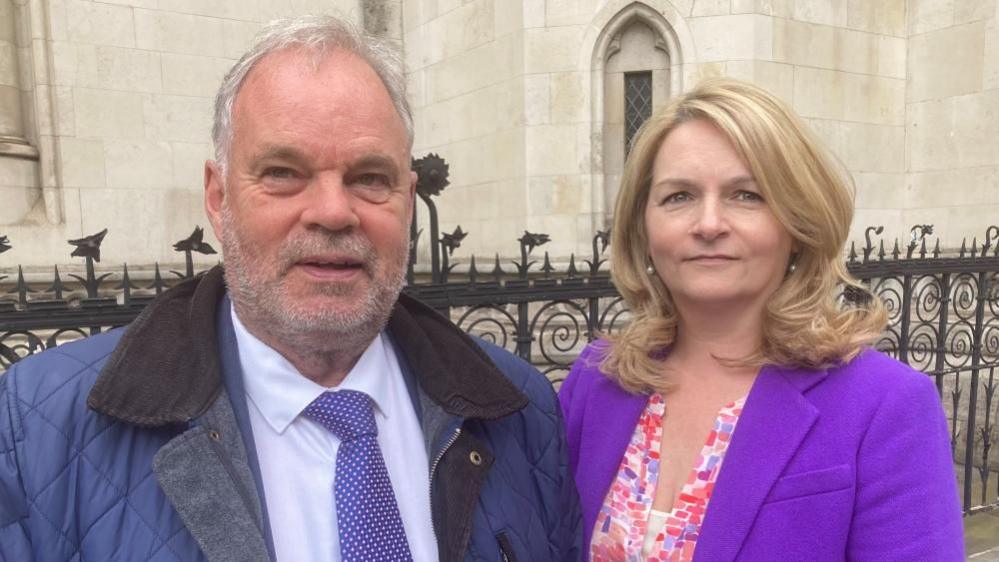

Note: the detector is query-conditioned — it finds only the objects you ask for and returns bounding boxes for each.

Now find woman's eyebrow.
[651,178,698,190]
[724,176,757,187]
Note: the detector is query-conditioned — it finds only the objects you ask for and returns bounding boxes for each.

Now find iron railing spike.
[151,263,165,294]
[541,252,554,277]
[491,253,503,281]
[115,263,136,290]
[121,264,132,305]
[0,217,995,518]
[47,265,66,300]
[15,265,30,305]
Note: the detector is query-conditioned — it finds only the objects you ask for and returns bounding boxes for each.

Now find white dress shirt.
[231,306,438,562]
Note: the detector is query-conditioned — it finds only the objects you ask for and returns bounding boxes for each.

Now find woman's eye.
[662,192,691,204]
[735,190,763,202]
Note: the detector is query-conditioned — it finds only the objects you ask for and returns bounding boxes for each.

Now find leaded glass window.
[624,71,653,155]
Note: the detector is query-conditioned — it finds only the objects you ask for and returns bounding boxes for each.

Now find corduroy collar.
[88,266,527,426]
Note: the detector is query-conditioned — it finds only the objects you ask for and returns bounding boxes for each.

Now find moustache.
[275,234,378,274]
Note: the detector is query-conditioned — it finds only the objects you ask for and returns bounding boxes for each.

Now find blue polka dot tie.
[304,390,413,561]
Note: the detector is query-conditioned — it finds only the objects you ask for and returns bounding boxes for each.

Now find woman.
[559,78,963,561]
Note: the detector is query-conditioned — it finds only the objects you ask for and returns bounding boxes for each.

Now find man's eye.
[356,173,390,186]
[263,167,296,179]
[350,173,393,203]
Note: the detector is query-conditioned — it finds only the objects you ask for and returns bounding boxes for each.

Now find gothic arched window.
[600,16,671,218]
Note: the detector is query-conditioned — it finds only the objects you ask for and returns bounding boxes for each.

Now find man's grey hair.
[211,15,413,178]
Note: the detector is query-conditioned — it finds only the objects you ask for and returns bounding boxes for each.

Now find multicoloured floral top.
[589,393,745,561]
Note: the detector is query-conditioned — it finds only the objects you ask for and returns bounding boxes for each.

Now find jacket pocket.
[763,464,853,504]
[496,532,518,562]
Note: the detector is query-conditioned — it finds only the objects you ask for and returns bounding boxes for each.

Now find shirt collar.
[231,303,395,434]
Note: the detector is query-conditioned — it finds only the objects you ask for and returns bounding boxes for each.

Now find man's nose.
[690,198,730,240]
[299,174,361,232]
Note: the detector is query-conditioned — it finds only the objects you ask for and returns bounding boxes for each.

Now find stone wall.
[407,0,916,262]
[904,0,999,247]
[409,0,996,262]
[0,0,42,229]
[0,0,363,270]
[0,0,997,269]
[404,0,551,257]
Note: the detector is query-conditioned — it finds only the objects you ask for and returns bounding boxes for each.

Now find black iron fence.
[0,156,997,517]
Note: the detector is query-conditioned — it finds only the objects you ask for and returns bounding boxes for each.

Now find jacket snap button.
[208,430,221,441]
[469,451,483,466]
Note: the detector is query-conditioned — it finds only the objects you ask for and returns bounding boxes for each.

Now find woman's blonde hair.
[603,77,887,394]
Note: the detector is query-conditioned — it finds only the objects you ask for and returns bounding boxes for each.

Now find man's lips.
[294,255,367,277]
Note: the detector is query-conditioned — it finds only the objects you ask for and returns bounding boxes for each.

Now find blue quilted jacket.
[0,267,582,561]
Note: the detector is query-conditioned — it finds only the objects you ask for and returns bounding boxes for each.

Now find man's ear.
[406,169,417,221]
[204,160,226,240]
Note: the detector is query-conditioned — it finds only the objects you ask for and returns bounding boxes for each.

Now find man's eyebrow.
[350,153,401,175]
[253,144,308,163]
[349,152,405,182]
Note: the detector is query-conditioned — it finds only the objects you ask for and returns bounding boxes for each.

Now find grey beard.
[219,205,408,361]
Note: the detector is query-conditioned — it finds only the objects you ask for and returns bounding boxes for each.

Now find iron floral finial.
[440,226,468,256]
[173,226,217,279]
[173,226,217,255]
[984,225,999,256]
[910,224,934,243]
[68,228,108,262]
[413,153,450,198]
[518,231,550,255]
[863,225,883,263]
[907,224,934,258]
[595,229,611,253]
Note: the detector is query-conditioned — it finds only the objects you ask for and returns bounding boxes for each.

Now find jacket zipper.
[428,427,462,541]
[496,532,517,562]
[205,428,260,528]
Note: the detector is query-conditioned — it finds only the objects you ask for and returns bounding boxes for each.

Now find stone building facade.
[0,0,996,270]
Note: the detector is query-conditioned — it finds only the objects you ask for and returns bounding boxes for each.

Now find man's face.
[205,48,416,343]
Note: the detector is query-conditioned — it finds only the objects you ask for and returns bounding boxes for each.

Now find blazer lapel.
[693,366,824,561]
[577,376,648,544]
[153,390,270,562]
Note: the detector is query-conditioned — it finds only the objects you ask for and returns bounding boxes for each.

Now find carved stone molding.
[0,135,39,161]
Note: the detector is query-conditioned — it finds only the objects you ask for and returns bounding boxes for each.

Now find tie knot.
[304,390,377,442]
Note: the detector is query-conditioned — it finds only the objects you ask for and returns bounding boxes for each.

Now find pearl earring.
[646,263,655,275]
[788,254,799,274]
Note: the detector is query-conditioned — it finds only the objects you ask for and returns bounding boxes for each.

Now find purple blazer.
[559,342,964,561]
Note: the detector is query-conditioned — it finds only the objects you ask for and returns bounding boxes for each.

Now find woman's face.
[644,119,794,314]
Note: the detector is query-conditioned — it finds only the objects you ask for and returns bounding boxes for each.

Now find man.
[0,16,581,562]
